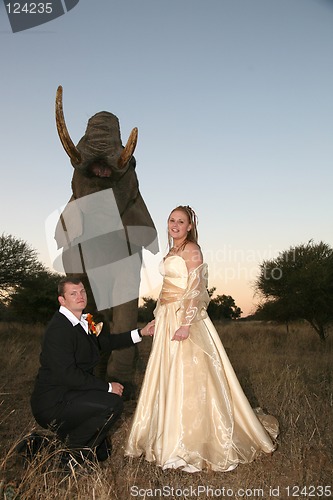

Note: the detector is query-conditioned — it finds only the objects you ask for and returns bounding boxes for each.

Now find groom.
[30,277,154,465]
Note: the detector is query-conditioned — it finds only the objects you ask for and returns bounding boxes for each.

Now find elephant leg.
[107,299,139,385]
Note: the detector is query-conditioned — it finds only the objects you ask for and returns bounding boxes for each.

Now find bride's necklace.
[170,242,184,255]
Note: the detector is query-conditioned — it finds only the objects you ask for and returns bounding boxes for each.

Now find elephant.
[54,86,158,397]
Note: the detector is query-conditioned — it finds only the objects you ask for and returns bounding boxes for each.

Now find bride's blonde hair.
[167,205,199,251]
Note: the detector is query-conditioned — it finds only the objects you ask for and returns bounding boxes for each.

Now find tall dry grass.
[0,321,332,499]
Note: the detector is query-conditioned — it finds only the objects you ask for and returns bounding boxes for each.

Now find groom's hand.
[110,382,124,396]
[140,320,155,337]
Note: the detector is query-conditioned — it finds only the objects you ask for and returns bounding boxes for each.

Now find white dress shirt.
[59,306,142,392]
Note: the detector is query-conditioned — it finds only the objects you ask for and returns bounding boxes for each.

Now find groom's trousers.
[33,389,123,454]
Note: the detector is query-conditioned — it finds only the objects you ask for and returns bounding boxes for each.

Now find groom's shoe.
[16,433,51,463]
[96,437,112,462]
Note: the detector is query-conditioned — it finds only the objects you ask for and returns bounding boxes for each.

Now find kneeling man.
[30,277,153,463]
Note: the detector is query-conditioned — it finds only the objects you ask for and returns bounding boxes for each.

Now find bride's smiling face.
[168,210,191,243]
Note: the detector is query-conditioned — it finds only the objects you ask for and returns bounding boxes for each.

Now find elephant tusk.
[118,127,138,169]
[55,86,82,165]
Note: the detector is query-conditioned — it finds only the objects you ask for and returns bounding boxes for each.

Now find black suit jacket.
[30,311,134,418]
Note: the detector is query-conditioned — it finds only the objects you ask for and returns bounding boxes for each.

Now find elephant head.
[56,86,137,173]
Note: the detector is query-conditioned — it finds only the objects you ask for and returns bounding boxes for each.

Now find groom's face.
[58,282,88,316]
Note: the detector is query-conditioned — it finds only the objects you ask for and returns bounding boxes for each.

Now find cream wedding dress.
[125,256,278,472]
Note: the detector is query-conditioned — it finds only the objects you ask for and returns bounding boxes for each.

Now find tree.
[138,297,157,322]
[8,270,62,323]
[254,240,333,341]
[253,298,299,333]
[0,233,45,303]
[138,291,242,323]
[0,233,64,323]
[208,293,242,320]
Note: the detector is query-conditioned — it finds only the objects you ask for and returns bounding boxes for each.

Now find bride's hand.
[172,326,189,342]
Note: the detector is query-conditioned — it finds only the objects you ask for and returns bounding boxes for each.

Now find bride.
[125,205,278,472]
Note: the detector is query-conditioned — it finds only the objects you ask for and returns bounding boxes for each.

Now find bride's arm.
[172,247,209,342]
[182,242,203,272]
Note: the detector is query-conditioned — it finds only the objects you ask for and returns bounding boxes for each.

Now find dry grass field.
[0,320,332,499]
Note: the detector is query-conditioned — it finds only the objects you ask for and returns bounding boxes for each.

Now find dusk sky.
[1,0,332,315]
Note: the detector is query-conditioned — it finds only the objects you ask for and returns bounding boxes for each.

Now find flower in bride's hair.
[86,313,103,336]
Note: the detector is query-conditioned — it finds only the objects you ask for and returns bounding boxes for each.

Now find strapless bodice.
[158,256,188,304]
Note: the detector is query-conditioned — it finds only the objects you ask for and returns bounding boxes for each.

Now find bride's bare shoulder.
[182,242,203,267]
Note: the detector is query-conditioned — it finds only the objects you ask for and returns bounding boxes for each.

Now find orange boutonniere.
[86,313,103,337]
